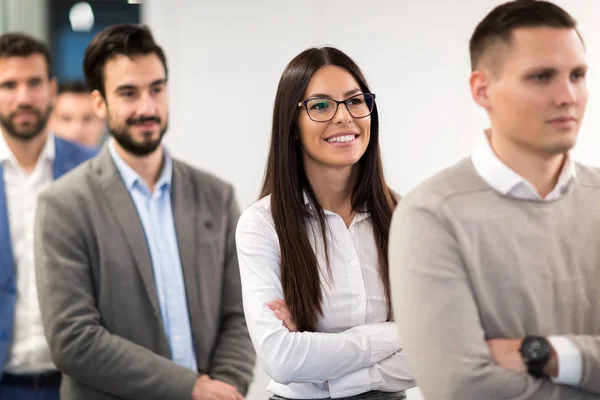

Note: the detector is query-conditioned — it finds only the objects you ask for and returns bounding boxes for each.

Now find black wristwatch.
[519,336,551,378]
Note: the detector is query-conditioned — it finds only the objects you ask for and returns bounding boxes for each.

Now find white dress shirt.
[471,131,581,385]
[236,195,414,399]
[0,133,56,374]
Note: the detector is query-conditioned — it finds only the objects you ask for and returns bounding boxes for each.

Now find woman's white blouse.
[236,196,414,399]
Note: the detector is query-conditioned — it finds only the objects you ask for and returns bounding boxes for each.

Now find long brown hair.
[260,47,397,332]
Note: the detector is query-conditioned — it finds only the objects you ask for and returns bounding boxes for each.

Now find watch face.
[522,337,550,362]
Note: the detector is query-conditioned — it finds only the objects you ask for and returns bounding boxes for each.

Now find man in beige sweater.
[390,1,600,399]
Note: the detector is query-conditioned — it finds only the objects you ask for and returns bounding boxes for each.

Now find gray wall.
[0,0,48,39]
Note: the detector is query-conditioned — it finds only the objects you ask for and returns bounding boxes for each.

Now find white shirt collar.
[0,132,11,163]
[0,131,55,165]
[471,130,575,201]
[302,190,370,225]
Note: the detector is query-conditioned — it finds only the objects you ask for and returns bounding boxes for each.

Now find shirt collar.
[108,138,172,193]
[471,130,575,200]
[303,190,370,223]
[0,132,11,163]
[41,133,55,161]
[0,131,55,165]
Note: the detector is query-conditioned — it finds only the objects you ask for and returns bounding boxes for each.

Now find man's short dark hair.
[58,80,89,95]
[469,0,580,72]
[0,32,52,77]
[83,24,168,98]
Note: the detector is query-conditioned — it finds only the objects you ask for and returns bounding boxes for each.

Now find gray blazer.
[34,146,255,400]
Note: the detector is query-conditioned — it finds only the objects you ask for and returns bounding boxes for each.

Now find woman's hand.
[267,299,298,332]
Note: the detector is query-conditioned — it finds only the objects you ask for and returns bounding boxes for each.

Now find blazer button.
[0,332,6,341]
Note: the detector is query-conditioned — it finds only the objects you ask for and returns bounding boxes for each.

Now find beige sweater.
[390,158,600,400]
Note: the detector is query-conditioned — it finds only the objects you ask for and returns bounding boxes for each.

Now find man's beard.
[0,104,52,141]
[108,114,168,156]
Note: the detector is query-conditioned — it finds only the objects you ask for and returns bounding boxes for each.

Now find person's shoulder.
[240,196,272,220]
[54,136,99,162]
[41,160,95,207]
[400,157,491,211]
[237,196,275,233]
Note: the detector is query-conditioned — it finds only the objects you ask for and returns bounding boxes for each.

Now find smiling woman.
[235,47,415,400]
[297,65,373,172]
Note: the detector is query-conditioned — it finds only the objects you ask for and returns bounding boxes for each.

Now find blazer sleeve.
[34,189,198,400]
[206,186,256,394]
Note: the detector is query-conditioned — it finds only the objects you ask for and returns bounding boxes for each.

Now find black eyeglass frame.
[297,92,376,122]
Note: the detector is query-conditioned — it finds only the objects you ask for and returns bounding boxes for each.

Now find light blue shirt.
[109,139,198,371]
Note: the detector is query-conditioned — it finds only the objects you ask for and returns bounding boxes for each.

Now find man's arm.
[34,190,198,400]
[484,331,600,392]
[486,337,568,381]
[388,197,600,400]
[207,187,256,395]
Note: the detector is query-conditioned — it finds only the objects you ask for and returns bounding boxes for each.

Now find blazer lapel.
[171,164,201,327]
[52,136,76,180]
[94,147,162,323]
[0,164,15,289]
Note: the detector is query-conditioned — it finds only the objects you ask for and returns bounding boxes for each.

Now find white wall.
[142,2,600,400]
[0,0,48,39]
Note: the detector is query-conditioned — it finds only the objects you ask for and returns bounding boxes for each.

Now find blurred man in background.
[49,81,106,147]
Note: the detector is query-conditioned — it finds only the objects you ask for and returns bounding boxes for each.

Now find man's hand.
[191,374,244,400]
[267,299,298,332]
[487,339,527,374]
[486,338,558,377]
